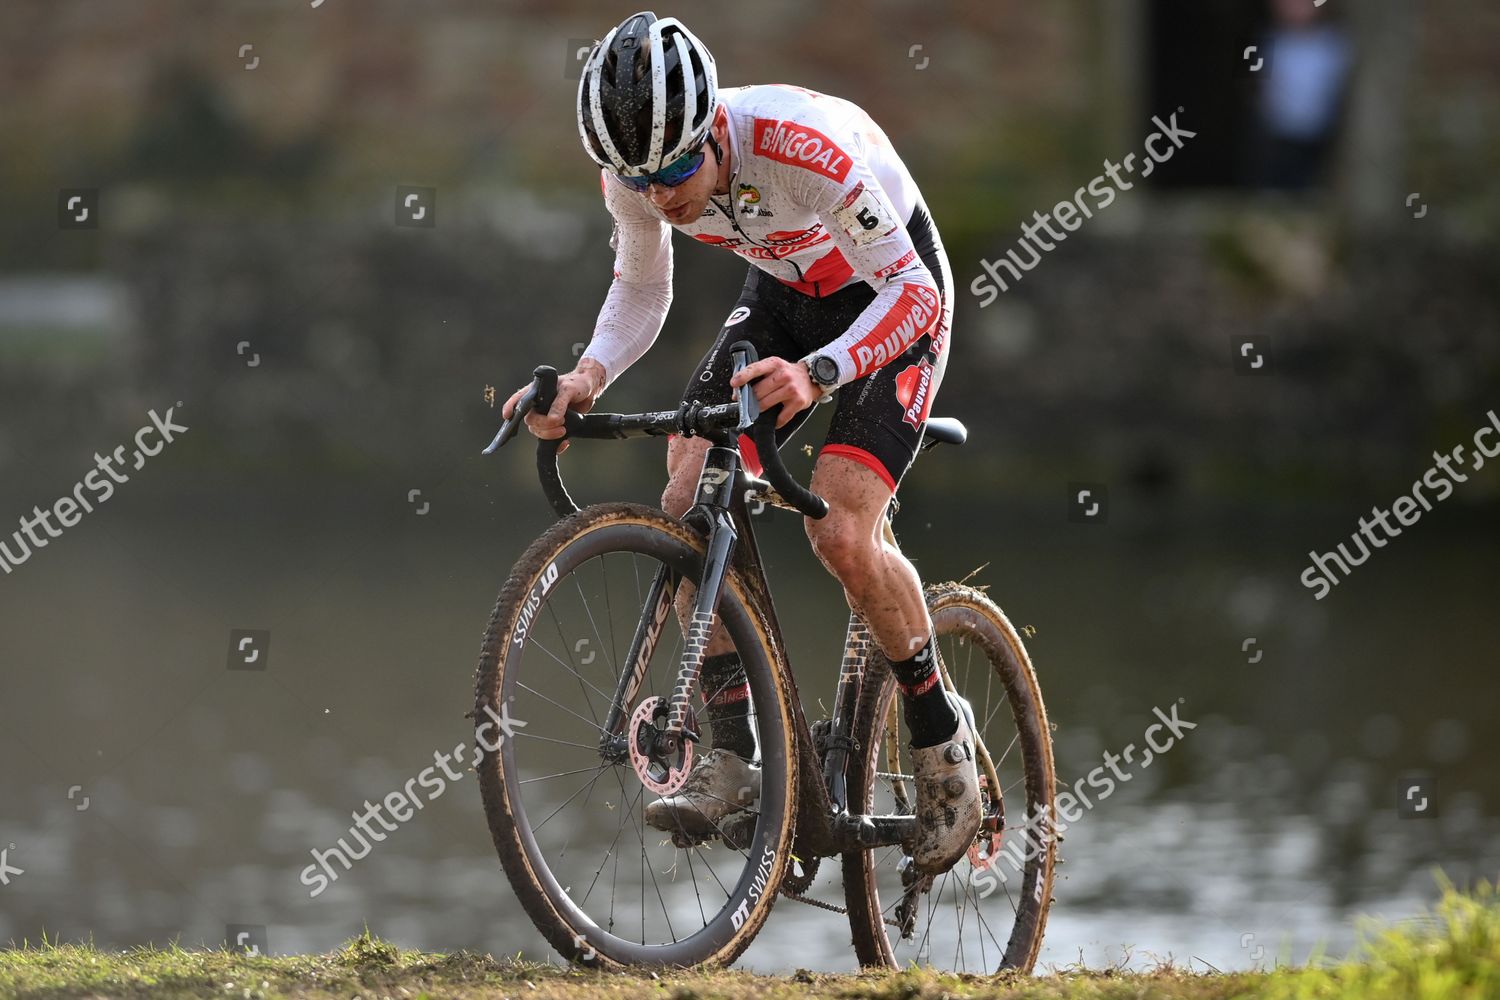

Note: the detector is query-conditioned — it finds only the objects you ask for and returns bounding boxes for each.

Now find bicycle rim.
[475,504,797,969]
[843,582,1057,972]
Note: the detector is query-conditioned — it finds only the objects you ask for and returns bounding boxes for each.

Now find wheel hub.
[627,695,696,796]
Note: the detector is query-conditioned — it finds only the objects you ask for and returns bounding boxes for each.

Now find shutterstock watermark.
[1301,410,1500,600]
[970,110,1197,307]
[0,405,188,575]
[0,844,22,886]
[300,702,525,898]
[969,702,1196,897]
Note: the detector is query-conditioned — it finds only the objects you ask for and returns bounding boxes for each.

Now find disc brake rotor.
[968,773,1005,870]
[628,695,696,796]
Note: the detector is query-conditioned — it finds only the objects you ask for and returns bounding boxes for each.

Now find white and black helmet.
[576,12,719,176]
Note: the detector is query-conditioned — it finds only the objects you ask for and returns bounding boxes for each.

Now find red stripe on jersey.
[776,246,855,297]
[874,248,917,280]
[846,282,941,377]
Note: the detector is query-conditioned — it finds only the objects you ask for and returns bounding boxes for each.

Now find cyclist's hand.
[731,357,820,428]
[503,360,605,454]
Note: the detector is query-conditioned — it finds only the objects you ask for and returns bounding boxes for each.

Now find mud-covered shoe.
[909,691,982,873]
[644,749,760,837]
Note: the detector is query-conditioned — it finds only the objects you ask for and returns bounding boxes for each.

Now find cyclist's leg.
[808,356,934,664]
[804,218,954,665]
[804,241,977,869]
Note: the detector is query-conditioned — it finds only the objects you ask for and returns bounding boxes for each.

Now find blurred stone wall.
[53,210,1489,503]
[3,0,1498,499]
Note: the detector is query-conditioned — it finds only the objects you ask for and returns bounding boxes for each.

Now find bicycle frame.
[496,345,923,856]
[592,439,921,857]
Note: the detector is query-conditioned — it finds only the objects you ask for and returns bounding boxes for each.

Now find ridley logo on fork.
[598,566,677,760]
[596,443,746,763]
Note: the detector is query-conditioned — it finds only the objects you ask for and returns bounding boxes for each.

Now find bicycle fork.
[597,444,742,760]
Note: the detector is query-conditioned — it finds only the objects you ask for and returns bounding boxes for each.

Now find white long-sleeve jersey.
[581,84,949,391]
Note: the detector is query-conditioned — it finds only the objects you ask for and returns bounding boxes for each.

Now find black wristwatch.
[803,354,840,398]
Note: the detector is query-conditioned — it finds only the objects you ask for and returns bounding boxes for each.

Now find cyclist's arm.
[578,172,674,394]
[786,135,942,387]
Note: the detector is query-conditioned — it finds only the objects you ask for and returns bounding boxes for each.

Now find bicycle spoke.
[549,605,605,729]
[518,680,614,738]
[607,761,677,944]
[953,871,965,970]
[573,571,620,681]
[678,828,709,928]
[511,730,604,752]
[553,758,611,864]
[989,729,1021,771]
[999,869,1018,916]
[580,780,645,908]
[972,895,1008,963]
[599,555,620,677]
[972,874,986,971]
[915,868,952,961]
[519,764,612,785]
[526,633,621,711]
[534,764,620,834]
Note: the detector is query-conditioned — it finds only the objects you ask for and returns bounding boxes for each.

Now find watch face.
[812,355,839,385]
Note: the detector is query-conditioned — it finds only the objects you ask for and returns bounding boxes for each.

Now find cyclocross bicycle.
[474,342,1056,972]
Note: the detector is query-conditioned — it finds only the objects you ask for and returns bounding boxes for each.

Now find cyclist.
[504,12,978,873]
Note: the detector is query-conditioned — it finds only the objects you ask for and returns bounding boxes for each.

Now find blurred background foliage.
[1,0,1497,504]
[3,0,1499,966]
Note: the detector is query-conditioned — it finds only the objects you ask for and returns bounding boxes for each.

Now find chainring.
[782,853,822,895]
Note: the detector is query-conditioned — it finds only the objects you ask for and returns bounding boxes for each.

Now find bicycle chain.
[779,885,845,915]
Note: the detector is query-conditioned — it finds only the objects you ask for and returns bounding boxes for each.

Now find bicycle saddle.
[922,417,967,447]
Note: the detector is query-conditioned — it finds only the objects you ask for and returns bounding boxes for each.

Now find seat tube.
[825,611,872,813]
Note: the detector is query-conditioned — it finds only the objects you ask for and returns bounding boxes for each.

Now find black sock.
[700,652,755,760]
[891,639,959,748]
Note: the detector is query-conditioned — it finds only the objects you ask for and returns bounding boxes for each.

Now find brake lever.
[484,382,539,455]
[484,366,563,455]
[730,342,760,433]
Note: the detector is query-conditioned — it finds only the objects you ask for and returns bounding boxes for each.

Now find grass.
[2,881,1496,1000]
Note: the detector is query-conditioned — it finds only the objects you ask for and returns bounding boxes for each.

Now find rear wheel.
[475,503,798,969]
[843,582,1056,972]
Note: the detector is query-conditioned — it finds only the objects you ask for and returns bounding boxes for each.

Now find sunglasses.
[617,145,708,192]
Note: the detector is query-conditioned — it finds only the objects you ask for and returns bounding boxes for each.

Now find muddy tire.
[475,504,798,969]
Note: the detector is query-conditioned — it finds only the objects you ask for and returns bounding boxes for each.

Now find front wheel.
[843,582,1057,972]
[474,503,799,969]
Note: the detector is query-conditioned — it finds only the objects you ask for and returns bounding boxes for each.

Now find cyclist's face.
[645,126,724,225]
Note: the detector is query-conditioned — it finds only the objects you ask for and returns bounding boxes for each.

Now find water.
[1,467,1495,973]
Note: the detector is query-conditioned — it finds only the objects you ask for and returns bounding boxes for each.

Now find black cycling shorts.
[680,206,952,492]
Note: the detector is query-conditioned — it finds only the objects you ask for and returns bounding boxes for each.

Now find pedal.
[718,810,757,852]
[670,828,712,850]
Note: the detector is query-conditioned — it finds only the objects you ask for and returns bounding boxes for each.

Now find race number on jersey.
[830,182,896,248]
